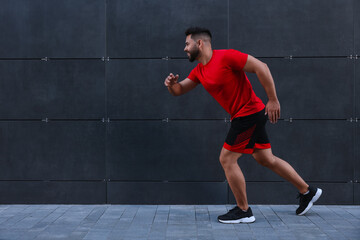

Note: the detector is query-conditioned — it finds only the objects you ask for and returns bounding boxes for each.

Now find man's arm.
[164,73,198,96]
[243,55,280,123]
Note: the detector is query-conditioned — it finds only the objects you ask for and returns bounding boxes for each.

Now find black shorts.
[223,109,271,154]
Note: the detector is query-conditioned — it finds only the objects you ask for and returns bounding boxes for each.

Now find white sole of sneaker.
[298,188,323,216]
[218,216,256,224]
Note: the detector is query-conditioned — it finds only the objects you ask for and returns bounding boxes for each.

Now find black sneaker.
[296,186,322,215]
[218,206,255,224]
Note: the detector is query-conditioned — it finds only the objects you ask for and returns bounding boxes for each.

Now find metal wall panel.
[0,60,105,119]
[0,0,105,58]
[106,0,228,58]
[0,60,47,119]
[355,0,360,55]
[106,59,168,119]
[355,60,359,185]
[106,0,169,58]
[229,0,353,57]
[355,183,360,204]
[106,120,226,181]
[356,60,360,117]
[248,58,354,119]
[236,121,354,182]
[45,60,105,119]
[356,122,360,184]
[0,181,105,204]
[0,121,105,180]
[229,182,354,205]
[106,121,169,181]
[107,182,227,204]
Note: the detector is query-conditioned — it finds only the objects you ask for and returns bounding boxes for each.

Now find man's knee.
[219,148,241,169]
[219,154,230,168]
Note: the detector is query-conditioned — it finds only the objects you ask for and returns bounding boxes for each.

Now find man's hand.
[164,73,179,87]
[265,100,280,124]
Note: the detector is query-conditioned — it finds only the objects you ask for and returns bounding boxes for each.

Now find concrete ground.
[0,205,359,240]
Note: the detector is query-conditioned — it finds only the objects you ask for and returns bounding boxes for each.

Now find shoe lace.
[228,206,239,213]
[297,193,308,204]
[296,193,302,199]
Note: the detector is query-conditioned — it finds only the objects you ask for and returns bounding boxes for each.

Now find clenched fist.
[164,73,179,87]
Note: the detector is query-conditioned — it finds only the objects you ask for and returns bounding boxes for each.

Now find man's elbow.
[255,62,270,75]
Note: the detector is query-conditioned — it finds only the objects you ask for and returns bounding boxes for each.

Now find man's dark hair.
[185,27,212,41]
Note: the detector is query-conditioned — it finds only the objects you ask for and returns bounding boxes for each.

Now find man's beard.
[187,46,200,62]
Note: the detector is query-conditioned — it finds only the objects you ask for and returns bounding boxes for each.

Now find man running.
[164,27,322,223]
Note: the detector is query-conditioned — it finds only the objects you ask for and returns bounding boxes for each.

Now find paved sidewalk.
[0,205,359,240]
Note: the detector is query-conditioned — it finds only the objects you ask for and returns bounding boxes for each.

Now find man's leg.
[218,147,255,223]
[219,147,247,210]
[252,148,322,215]
[252,148,308,193]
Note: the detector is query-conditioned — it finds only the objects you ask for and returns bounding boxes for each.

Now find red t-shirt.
[188,49,265,119]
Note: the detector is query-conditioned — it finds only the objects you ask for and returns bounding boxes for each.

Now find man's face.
[184,35,200,62]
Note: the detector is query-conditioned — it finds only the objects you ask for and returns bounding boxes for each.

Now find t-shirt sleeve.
[225,49,249,71]
[187,66,200,84]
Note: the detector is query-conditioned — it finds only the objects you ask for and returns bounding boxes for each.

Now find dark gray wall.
[0,0,358,204]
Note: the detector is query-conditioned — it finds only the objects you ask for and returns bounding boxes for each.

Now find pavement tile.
[166,224,197,238]
[321,229,348,240]
[106,230,126,239]
[83,229,111,240]
[123,224,151,238]
[0,230,25,240]
[342,206,360,217]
